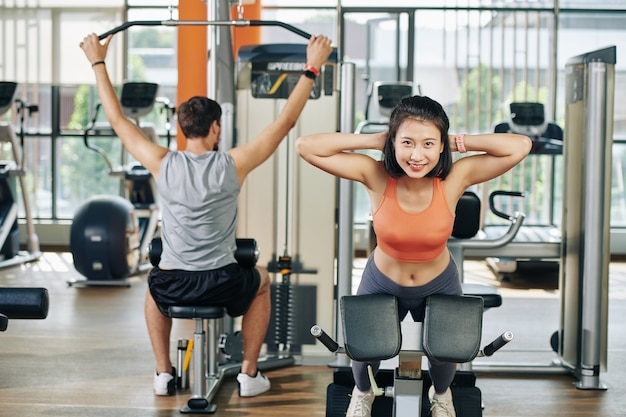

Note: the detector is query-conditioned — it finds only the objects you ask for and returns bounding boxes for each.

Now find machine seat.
[168,305,225,320]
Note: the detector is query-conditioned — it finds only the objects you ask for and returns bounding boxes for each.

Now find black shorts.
[148,263,261,318]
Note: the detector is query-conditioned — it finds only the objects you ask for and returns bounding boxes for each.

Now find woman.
[296,95,531,417]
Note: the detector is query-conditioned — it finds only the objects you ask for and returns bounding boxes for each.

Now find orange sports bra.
[372,177,454,262]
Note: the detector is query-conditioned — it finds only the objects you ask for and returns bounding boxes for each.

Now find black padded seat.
[168,306,225,319]
[462,283,502,309]
[341,294,401,362]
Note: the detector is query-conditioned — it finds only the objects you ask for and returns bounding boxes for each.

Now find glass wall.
[0,1,625,242]
[334,3,625,231]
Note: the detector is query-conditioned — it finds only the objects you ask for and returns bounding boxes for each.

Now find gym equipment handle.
[249,20,311,39]
[481,331,514,357]
[0,287,49,320]
[98,20,311,41]
[311,325,342,353]
[489,191,525,220]
[99,21,161,39]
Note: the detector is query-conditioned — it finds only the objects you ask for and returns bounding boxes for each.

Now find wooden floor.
[1,253,626,417]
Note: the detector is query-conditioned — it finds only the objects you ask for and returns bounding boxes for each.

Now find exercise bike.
[69,82,170,287]
[312,294,513,417]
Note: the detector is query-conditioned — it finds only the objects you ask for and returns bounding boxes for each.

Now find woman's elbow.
[519,134,533,156]
[295,136,309,158]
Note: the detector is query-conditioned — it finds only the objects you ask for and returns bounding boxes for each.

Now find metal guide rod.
[98,20,312,40]
[333,62,356,367]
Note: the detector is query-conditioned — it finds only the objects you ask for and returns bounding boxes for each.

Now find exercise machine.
[312,294,512,417]
[447,190,526,283]
[94,0,340,355]
[0,287,49,332]
[236,41,338,358]
[495,101,563,155]
[148,237,296,414]
[364,81,414,123]
[69,82,165,287]
[0,81,41,269]
[457,46,616,390]
[479,101,563,280]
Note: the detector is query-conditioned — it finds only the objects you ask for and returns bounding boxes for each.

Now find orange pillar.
[231,0,261,59]
[176,0,207,150]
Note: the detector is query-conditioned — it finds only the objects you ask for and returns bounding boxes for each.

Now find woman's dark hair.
[382,95,453,179]
[177,96,222,139]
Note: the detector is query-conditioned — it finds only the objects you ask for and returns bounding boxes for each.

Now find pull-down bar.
[98,20,312,40]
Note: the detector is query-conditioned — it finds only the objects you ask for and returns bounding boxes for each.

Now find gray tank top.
[157,151,239,270]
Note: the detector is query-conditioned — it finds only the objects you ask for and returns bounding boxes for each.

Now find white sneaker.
[346,386,374,417]
[153,368,176,396]
[237,371,271,397]
[428,385,457,417]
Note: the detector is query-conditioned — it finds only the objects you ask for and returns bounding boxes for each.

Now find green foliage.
[506,80,549,108]
[451,64,503,133]
[62,26,160,207]
[452,64,557,225]
[128,54,148,82]
[67,85,90,130]
[59,135,122,209]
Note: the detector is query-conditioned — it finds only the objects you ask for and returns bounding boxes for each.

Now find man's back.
[158,151,239,271]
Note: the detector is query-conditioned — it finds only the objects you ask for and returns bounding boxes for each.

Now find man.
[80,31,332,397]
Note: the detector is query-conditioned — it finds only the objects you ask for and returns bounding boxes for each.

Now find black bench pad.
[168,306,225,319]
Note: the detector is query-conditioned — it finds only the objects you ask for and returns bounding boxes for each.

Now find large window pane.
[0,8,52,83]
[560,0,626,9]
[260,8,337,44]
[339,0,555,7]
[59,10,125,85]
[56,135,123,219]
[555,12,626,227]
[556,12,626,138]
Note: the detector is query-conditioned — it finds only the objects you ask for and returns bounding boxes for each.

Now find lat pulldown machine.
[95,1,332,412]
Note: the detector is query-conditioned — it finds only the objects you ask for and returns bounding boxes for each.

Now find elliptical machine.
[0,81,41,268]
[69,82,169,287]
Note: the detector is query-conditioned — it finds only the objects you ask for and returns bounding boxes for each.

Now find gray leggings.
[352,252,463,394]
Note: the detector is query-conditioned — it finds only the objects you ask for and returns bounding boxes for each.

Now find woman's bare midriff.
[373,247,451,287]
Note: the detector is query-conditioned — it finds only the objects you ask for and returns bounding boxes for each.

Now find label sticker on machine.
[250,61,322,99]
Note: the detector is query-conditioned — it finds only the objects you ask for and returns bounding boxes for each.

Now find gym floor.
[1,253,625,417]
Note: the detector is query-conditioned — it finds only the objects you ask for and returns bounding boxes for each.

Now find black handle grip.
[483,331,514,357]
[249,20,311,39]
[311,325,339,352]
[99,21,162,40]
[489,191,525,220]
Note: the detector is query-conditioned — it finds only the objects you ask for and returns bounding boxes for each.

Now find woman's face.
[393,118,443,178]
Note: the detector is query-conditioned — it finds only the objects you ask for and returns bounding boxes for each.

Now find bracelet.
[303,63,320,77]
[455,134,467,153]
[303,70,317,80]
[91,61,105,68]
